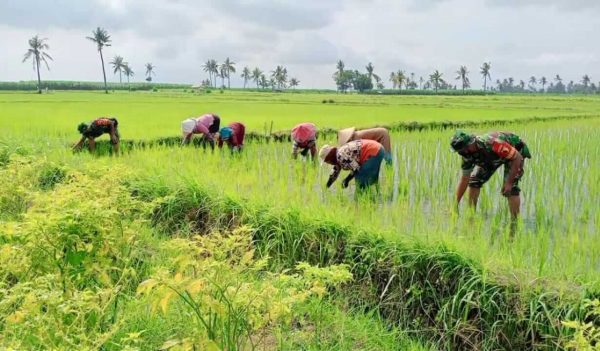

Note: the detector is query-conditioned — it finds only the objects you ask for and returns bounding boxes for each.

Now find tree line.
[21,29,599,95]
[333,60,598,94]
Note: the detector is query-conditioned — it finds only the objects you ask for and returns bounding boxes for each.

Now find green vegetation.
[1,90,600,349]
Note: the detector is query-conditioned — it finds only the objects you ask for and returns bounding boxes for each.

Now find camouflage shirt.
[461,132,530,175]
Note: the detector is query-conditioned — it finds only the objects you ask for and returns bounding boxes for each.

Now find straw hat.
[319,144,334,164]
[338,127,356,145]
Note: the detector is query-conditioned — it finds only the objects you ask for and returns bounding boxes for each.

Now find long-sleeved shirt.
[193,114,217,140]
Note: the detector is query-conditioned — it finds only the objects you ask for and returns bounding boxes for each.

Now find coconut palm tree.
[222,57,236,89]
[145,63,155,82]
[582,74,591,88]
[365,62,374,83]
[271,65,287,89]
[429,70,443,93]
[396,70,406,91]
[110,55,125,84]
[22,35,53,94]
[455,65,470,93]
[389,72,397,89]
[335,60,345,79]
[87,27,112,93]
[480,62,491,91]
[529,76,537,90]
[554,74,562,83]
[540,76,547,92]
[289,78,299,89]
[202,59,214,87]
[241,66,251,89]
[219,65,226,88]
[123,64,134,91]
[252,67,263,89]
[419,76,424,90]
[259,74,268,89]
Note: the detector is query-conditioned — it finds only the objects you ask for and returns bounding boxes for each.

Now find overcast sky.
[1,0,599,89]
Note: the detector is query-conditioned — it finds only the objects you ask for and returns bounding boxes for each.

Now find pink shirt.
[193,114,215,138]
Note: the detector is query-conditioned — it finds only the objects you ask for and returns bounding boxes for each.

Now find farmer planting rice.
[291,122,318,160]
[451,130,531,220]
[181,113,221,148]
[338,127,392,164]
[73,117,120,153]
[319,139,385,191]
[218,122,245,152]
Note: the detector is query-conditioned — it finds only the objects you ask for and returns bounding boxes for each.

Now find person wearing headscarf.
[181,113,221,149]
[291,122,317,160]
[218,122,245,152]
[338,127,392,164]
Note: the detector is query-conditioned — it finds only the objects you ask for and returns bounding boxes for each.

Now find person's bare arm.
[73,136,86,150]
[456,175,469,205]
[109,121,118,144]
[503,152,523,195]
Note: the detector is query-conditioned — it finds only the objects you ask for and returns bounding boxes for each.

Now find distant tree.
[87,27,112,93]
[259,74,268,89]
[219,65,226,88]
[123,64,134,91]
[110,55,125,84]
[336,60,345,78]
[334,70,354,93]
[365,62,375,83]
[203,59,216,87]
[519,80,525,90]
[554,74,562,83]
[389,72,397,89]
[582,74,591,89]
[252,67,263,89]
[540,76,547,92]
[241,66,251,89]
[480,62,491,91]
[271,65,288,89]
[145,63,155,82]
[429,70,443,93]
[528,76,537,91]
[419,76,424,89]
[289,77,299,89]
[455,65,470,92]
[410,72,415,88]
[396,70,406,91]
[352,70,373,92]
[22,35,52,94]
[222,57,236,89]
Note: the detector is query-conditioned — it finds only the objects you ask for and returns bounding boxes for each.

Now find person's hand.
[111,137,118,145]
[342,177,351,188]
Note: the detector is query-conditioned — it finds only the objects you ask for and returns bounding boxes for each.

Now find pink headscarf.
[291,122,317,143]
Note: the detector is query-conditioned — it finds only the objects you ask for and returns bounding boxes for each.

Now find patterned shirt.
[461,132,527,175]
[328,140,363,185]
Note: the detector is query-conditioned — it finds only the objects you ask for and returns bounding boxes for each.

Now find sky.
[1,0,599,89]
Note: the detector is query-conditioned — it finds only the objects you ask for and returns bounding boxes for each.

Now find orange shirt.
[359,139,382,164]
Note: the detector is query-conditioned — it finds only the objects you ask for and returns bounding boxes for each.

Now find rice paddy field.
[2,90,600,350]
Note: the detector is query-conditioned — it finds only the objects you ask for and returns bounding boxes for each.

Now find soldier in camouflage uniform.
[450,130,531,219]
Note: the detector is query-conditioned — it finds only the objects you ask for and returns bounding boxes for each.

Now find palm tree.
[554,74,562,83]
[22,35,53,94]
[365,62,374,83]
[335,60,345,79]
[259,74,268,89]
[123,64,134,91]
[419,76,424,90]
[271,65,288,89]
[222,57,236,89]
[582,74,591,88]
[87,27,112,93]
[540,76,547,92]
[455,65,470,92]
[252,67,263,89]
[203,60,214,87]
[145,63,155,82]
[241,66,251,89]
[480,62,491,91]
[110,55,125,84]
[289,78,299,89]
[219,65,226,88]
[389,72,397,89]
[396,70,406,91]
[529,76,537,90]
[429,70,443,93]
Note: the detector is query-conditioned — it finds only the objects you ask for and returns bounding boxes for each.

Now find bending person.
[181,113,221,149]
[218,122,245,153]
[338,127,392,164]
[319,139,385,192]
[291,122,317,161]
[73,117,120,153]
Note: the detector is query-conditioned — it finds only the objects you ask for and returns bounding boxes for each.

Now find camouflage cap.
[450,130,474,152]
